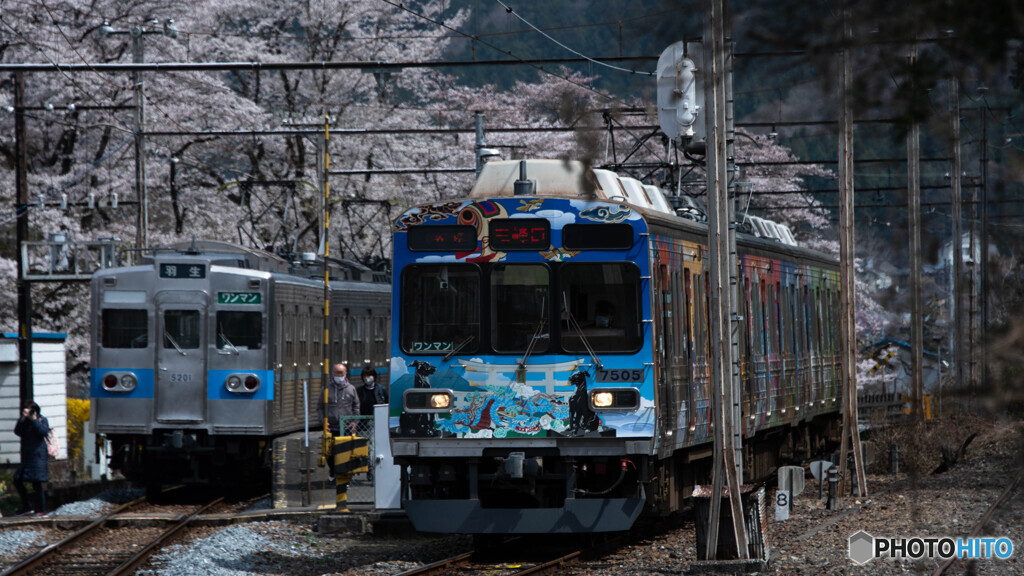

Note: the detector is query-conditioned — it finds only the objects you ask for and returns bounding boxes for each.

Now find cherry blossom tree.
[0,0,886,381]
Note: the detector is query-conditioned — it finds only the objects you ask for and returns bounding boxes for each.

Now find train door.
[155,291,207,422]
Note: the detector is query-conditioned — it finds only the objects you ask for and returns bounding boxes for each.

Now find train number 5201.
[595,368,644,382]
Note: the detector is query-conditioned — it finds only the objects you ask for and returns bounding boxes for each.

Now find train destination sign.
[218,292,262,305]
[489,218,550,250]
[159,263,206,279]
[408,225,478,251]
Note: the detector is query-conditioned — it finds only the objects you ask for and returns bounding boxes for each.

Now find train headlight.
[119,374,137,392]
[225,373,260,394]
[101,371,138,393]
[590,388,640,411]
[403,389,454,413]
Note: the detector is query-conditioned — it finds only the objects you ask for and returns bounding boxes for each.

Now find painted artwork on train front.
[389,197,656,440]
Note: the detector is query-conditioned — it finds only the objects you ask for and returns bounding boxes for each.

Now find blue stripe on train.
[90,368,156,399]
[207,369,275,400]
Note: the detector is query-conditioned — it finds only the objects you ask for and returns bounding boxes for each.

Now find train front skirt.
[404,495,645,533]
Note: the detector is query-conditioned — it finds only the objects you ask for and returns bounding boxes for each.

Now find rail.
[0,495,146,576]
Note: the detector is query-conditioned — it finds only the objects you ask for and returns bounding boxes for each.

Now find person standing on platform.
[357,362,388,417]
[14,401,50,516]
[356,361,388,482]
[318,362,360,436]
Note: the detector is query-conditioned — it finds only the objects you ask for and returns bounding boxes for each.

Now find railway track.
[395,549,586,576]
[0,496,224,576]
[393,531,644,576]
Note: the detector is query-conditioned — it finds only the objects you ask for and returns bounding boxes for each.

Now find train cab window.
[401,264,480,354]
[560,263,642,353]
[102,309,148,348]
[216,311,262,350]
[164,310,201,349]
[491,264,550,353]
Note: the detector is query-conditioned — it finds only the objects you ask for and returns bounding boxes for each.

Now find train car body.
[90,240,390,490]
[389,160,841,534]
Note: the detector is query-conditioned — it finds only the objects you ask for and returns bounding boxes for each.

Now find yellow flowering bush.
[67,398,90,466]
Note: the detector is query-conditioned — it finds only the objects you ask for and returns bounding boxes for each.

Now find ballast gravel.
[51,488,143,516]
[0,529,43,558]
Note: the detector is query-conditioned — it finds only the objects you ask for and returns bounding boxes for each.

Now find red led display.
[407,225,478,251]
[489,219,551,250]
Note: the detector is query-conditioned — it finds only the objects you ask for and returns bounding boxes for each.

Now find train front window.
[491,264,550,353]
[401,265,480,354]
[164,310,201,349]
[102,309,148,348]
[216,311,262,350]
[561,263,642,353]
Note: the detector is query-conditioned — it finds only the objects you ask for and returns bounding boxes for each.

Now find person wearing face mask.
[356,361,388,483]
[14,401,50,516]
[356,362,388,417]
[318,363,360,435]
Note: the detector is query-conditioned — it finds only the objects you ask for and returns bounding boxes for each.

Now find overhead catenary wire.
[372,0,635,107]
[492,0,654,77]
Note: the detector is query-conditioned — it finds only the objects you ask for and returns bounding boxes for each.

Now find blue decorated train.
[387,159,842,534]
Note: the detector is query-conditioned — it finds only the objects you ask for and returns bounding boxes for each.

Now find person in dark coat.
[14,401,50,515]
[356,362,388,417]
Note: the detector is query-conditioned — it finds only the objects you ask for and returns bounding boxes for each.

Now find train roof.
[155,239,291,272]
[467,159,837,268]
[93,239,390,284]
[470,159,674,217]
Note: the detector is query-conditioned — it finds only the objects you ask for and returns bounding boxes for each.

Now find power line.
[492,0,654,77]
[372,0,633,106]
[0,55,655,73]
[164,7,682,45]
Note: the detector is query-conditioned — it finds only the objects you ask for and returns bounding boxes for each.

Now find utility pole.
[949,80,963,401]
[14,72,34,406]
[703,0,747,560]
[837,3,867,498]
[98,19,178,250]
[907,45,925,420]
[979,108,989,391]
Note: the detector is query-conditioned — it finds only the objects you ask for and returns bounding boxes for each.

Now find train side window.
[769,282,779,356]
[684,269,693,361]
[694,273,708,359]
[401,264,480,355]
[216,311,262,350]
[740,276,750,361]
[164,310,201,349]
[672,268,686,364]
[102,309,148,348]
[561,262,642,353]
[491,264,550,353]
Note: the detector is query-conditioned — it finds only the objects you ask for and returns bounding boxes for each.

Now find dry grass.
[864,410,1023,476]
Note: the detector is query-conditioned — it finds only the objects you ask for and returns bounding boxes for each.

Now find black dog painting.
[568,371,601,435]
[400,360,437,437]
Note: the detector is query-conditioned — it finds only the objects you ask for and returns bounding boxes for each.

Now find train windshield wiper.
[518,298,547,372]
[218,324,240,355]
[562,292,601,371]
[444,335,474,362]
[163,329,187,356]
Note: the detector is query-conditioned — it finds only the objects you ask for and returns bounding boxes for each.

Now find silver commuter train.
[90,240,390,492]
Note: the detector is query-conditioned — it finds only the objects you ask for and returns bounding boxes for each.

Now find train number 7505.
[595,368,644,382]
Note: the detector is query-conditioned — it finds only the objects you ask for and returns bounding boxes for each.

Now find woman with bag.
[14,401,50,516]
